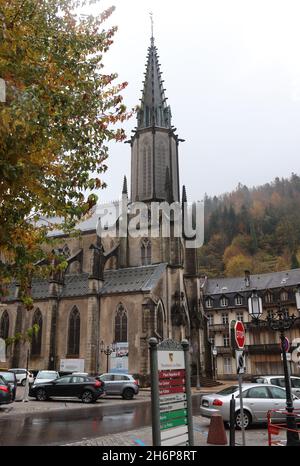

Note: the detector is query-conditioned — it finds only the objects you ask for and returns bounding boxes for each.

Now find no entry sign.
[234,321,245,349]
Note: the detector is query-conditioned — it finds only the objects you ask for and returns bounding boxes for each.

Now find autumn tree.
[0,0,132,300]
[225,254,253,278]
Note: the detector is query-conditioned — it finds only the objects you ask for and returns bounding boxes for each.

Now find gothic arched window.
[68,307,80,356]
[156,303,164,340]
[141,238,151,266]
[0,310,9,340]
[31,309,43,356]
[115,304,128,343]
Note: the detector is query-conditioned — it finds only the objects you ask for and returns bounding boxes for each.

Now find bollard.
[229,394,236,446]
[207,413,228,445]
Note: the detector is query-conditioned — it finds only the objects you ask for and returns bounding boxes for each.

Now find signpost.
[231,320,246,446]
[149,338,194,446]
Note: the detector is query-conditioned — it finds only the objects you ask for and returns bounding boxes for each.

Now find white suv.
[9,368,34,386]
[255,375,300,397]
[33,370,59,386]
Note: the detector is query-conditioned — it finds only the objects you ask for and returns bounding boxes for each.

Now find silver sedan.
[200,383,300,429]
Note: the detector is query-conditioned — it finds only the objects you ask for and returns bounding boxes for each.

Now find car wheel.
[235,410,251,430]
[81,390,94,404]
[122,388,134,400]
[36,388,48,401]
[21,379,26,387]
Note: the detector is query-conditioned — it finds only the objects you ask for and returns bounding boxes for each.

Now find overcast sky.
[81,0,300,203]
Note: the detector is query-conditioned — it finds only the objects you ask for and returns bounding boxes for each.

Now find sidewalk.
[65,415,270,447]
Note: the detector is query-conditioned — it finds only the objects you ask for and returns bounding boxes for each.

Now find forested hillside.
[198,173,300,277]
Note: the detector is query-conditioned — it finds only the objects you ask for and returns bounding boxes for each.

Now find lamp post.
[248,288,300,446]
[100,341,117,373]
[212,346,218,380]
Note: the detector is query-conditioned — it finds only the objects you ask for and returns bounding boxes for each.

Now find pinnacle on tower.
[182,185,187,204]
[122,175,128,196]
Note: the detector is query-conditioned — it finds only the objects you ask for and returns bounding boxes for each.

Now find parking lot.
[0,384,151,418]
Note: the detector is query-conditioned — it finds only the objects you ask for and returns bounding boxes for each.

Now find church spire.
[137,33,172,129]
[122,175,128,196]
[182,185,187,204]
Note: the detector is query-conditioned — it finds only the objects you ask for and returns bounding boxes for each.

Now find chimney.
[244,270,251,288]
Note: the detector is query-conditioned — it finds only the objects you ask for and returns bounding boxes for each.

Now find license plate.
[202,400,209,407]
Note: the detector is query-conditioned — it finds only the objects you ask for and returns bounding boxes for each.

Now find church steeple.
[130,31,182,204]
[137,37,172,129]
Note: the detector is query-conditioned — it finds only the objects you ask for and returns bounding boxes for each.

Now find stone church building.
[0,35,207,382]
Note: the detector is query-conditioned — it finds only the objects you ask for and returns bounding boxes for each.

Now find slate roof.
[100,263,167,295]
[5,263,167,301]
[38,201,121,237]
[204,268,300,296]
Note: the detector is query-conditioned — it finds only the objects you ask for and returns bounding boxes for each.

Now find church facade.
[0,36,207,383]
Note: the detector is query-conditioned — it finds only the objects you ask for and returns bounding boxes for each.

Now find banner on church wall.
[60,358,85,373]
[109,342,129,374]
[0,338,6,362]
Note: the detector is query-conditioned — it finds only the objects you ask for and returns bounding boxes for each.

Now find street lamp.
[248,288,300,446]
[212,346,218,380]
[100,340,118,373]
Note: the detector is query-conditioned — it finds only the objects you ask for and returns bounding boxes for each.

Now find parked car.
[0,371,17,401]
[200,383,300,429]
[29,374,105,403]
[33,370,60,386]
[0,376,13,405]
[97,373,139,399]
[254,376,300,397]
[9,368,34,386]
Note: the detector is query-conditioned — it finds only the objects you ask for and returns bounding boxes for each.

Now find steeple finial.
[182,185,187,204]
[122,175,128,196]
[149,12,154,44]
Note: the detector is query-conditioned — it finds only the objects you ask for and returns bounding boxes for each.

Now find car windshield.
[37,372,57,379]
[216,386,239,395]
[0,372,15,382]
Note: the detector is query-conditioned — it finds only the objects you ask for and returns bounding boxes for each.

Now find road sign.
[159,377,185,387]
[236,350,246,374]
[160,408,187,422]
[281,353,292,361]
[280,337,290,353]
[159,386,186,395]
[160,401,187,412]
[161,417,188,430]
[234,321,246,349]
[159,393,187,404]
[150,338,194,446]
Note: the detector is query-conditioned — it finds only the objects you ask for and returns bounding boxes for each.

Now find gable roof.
[205,268,300,296]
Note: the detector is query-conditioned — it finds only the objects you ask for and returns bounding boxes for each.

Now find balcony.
[247,344,281,355]
[215,346,232,355]
[208,323,229,333]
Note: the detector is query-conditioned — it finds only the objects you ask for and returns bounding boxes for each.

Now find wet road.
[0,395,202,446]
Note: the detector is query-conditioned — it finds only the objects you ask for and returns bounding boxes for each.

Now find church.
[0,34,207,384]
